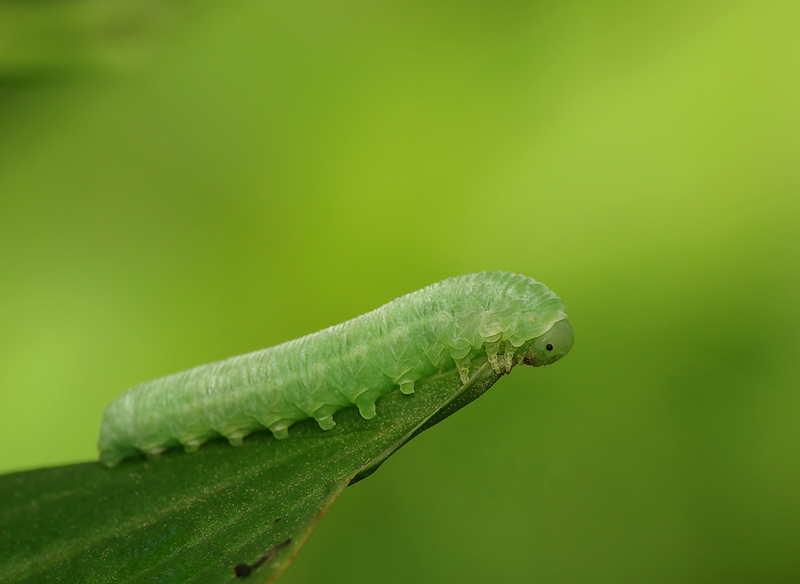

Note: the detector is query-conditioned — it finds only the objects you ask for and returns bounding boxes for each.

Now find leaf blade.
[0,360,500,584]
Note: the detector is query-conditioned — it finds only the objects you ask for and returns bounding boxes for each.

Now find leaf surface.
[0,359,501,584]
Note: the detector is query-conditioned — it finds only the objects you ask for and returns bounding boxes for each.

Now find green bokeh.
[1,1,798,582]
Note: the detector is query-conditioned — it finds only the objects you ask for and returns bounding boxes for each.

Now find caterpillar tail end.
[99,441,150,467]
[99,449,126,468]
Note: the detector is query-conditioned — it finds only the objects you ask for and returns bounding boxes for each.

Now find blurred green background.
[1,0,799,582]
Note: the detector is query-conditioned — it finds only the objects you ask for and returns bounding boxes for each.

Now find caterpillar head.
[523,319,574,367]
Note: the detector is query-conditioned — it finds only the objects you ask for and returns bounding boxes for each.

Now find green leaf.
[0,359,501,584]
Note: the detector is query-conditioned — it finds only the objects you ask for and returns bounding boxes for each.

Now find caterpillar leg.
[316,415,336,430]
[269,421,292,440]
[143,446,166,460]
[355,395,377,419]
[503,348,516,373]
[225,429,251,447]
[484,339,503,375]
[487,352,502,375]
[353,387,383,419]
[455,360,471,384]
[183,440,203,453]
[399,381,415,395]
[178,433,213,453]
[312,404,341,430]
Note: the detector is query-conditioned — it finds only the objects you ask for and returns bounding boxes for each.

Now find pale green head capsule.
[523,319,574,367]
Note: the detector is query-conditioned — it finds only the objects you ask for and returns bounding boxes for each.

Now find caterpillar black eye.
[546,343,554,351]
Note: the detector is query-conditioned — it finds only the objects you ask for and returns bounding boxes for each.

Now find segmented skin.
[98,272,572,466]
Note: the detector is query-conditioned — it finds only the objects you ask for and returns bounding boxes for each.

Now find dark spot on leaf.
[233,538,292,578]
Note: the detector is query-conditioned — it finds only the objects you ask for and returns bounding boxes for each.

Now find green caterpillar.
[98,271,574,466]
